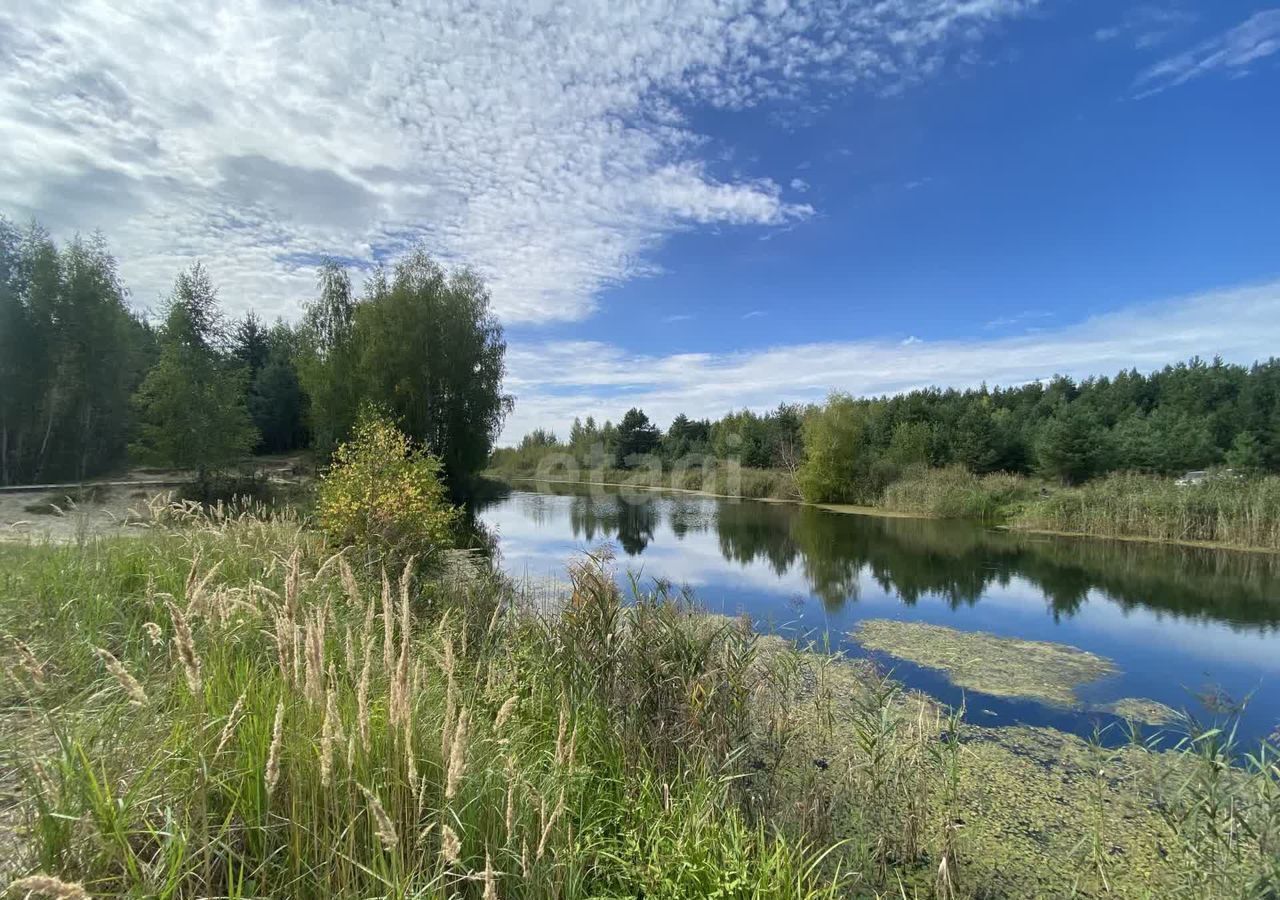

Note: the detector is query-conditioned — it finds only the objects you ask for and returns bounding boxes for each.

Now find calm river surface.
[476,484,1280,745]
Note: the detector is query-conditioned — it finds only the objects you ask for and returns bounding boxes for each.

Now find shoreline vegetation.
[3,507,1278,897]
[483,462,1280,554]
[492,354,1280,555]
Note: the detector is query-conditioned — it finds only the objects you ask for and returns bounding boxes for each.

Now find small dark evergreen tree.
[614,408,660,467]
[1036,404,1108,485]
[131,264,257,481]
[247,324,309,453]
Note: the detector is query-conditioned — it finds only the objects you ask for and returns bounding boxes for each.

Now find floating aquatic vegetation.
[1098,696,1181,725]
[852,619,1117,707]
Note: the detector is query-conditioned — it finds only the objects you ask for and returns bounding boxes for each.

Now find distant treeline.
[498,356,1280,505]
[0,219,508,493]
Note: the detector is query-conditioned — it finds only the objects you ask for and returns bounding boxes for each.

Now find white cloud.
[984,310,1053,329]
[1134,9,1280,97]
[0,0,1036,322]
[789,177,810,192]
[499,279,1280,440]
[1096,5,1199,50]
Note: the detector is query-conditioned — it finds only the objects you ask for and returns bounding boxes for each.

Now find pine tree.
[132,264,257,481]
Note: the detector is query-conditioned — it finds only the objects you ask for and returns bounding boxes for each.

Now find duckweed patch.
[1098,696,1181,725]
[852,619,1117,707]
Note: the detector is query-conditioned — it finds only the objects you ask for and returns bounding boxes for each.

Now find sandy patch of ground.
[0,457,309,544]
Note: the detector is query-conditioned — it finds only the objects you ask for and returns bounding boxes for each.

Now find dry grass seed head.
[164,600,202,695]
[142,621,163,647]
[94,647,147,706]
[536,788,565,861]
[440,822,462,866]
[9,635,45,684]
[216,690,247,756]
[266,701,285,795]
[483,851,499,900]
[339,555,361,608]
[6,874,90,898]
[321,668,342,788]
[360,784,400,851]
[494,695,518,731]
[445,707,470,801]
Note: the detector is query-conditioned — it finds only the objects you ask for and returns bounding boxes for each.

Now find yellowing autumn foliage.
[316,411,458,566]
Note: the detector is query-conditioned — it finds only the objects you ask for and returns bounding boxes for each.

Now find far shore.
[495,473,1280,555]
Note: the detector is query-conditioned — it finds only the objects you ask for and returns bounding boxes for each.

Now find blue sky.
[543,1,1280,352]
[3,0,1279,439]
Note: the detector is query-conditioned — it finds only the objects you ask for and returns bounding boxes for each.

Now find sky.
[2,0,1278,441]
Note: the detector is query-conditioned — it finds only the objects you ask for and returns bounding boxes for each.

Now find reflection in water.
[478,484,1280,745]
[566,493,658,554]
[530,485,1280,627]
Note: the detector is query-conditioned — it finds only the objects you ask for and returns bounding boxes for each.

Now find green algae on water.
[1097,696,1181,725]
[852,619,1117,707]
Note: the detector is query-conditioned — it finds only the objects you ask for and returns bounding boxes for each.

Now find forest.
[496,356,1280,505]
[0,219,508,495]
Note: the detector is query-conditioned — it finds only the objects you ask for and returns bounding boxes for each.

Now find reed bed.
[879,467,1035,521]
[1015,473,1280,550]
[1,507,1277,898]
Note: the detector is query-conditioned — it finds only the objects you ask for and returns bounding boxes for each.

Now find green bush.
[316,411,459,567]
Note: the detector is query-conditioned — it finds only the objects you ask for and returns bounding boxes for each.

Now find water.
[475,483,1280,746]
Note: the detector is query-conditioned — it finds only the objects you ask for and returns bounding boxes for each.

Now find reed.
[1015,472,1280,550]
[0,506,1275,898]
[879,465,1034,521]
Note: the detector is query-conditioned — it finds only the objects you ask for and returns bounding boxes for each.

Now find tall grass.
[1,507,1278,897]
[0,515,843,898]
[879,466,1036,521]
[1015,473,1280,550]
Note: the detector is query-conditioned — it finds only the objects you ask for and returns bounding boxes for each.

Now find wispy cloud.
[789,178,810,193]
[742,310,768,319]
[500,279,1280,440]
[0,0,1036,323]
[1096,5,1199,50]
[1133,9,1280,97]
[984,310,1053,330]
[662,313,695,323]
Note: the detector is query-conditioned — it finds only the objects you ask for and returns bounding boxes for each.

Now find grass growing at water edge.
[1,508,1277,896]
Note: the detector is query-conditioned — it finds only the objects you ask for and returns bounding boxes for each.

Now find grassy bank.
[871,467,1280,552]
[1013,472,1280,549]
[489,461,1280,552]
[2,511,1279,897]
[878,466,1037,521]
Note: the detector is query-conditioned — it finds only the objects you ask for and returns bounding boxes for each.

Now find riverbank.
[2,514,1275,897]
[488,467,1280,554]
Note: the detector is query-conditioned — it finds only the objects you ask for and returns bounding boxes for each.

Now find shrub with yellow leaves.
[317,410,458,567]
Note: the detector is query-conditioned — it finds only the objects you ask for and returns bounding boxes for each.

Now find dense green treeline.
[797,359,1280,503]
[0,221,156,485]
[0,220,508,494]
[495,403,805,474]
[498,357,1280,507]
